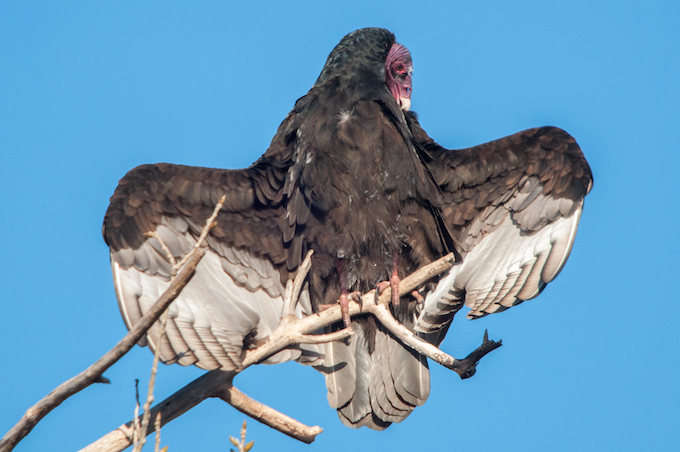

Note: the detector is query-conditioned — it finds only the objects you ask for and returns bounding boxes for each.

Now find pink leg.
[336,259,361,329]
[376,251,401,306]
[338,289,361,329]
[339,290,351,329]
[390,267,400,306]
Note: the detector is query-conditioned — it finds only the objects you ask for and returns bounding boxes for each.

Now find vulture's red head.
[314,28,413,111]
[385,43,413,111]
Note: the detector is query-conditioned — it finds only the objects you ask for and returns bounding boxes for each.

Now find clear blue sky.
[1,1,679,451]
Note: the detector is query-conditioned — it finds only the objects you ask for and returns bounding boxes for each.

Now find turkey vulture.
[103,28,592,430]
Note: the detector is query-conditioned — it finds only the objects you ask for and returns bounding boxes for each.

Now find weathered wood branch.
[4,206,500,452]
[0,247,206,452]
[240,252,458,369]
[79,370,322,452]
[0,196,227,452]
[82,252,476,451]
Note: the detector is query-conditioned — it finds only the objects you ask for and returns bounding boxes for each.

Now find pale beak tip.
[400,97,411,112]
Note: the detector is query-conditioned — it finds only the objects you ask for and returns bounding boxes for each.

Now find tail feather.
[387,328,429,407]
[319,330,357,409]
[318,316,430,429]
[337,325,373,426]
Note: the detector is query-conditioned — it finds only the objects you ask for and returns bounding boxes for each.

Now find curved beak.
[399,75,412,111]
[399,96,411,111]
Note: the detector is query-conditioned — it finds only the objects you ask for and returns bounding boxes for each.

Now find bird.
[103,27,592,430]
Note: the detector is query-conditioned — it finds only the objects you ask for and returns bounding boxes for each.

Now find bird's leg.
[335,258,360,329]
[376,250,401,306]
[338,290,351,328]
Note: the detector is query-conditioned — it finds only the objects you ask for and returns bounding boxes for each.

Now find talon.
[349,291,362,303]
[376,281,390,294]
[411,290,424,306]
[376,275,400,306]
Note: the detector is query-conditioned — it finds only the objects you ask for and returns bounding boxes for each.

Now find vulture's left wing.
[407,117,593,335]
[103,163,320,371]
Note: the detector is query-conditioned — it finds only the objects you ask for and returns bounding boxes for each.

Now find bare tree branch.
[239,252,458,369]
[80,370,323,452]
[284,249,314,316]
[0,248,206,452]
[1,195,228,452]
[450,329,503,379]
[5,201,500,452]
[82,252,470,451]
[216,384,323,444]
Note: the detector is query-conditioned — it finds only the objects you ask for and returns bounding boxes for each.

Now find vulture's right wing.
[103,162,320,371]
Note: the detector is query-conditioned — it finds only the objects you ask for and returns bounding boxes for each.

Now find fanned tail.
[316,317,429,429]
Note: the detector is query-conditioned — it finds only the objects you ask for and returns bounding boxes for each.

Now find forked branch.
[3,196,501,452]
[83,250,502,451]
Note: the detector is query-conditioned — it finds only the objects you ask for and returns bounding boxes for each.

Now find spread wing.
[407,117,593,334]
[103,162,321,371]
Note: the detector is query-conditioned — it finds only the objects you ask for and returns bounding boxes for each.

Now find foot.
[377,270,401,306]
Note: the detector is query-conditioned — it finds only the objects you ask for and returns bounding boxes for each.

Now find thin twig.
[281,249,314,317]
[229,420,255,452]
[145,231,177,268]
[364,302,482,375]
[289,250,314,314]
[132,380,141,447]
[153,413,161,452]
[174,194,226,271]
[133,308,170,452]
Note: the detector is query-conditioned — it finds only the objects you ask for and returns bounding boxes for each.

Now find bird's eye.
[395,63,404,73]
